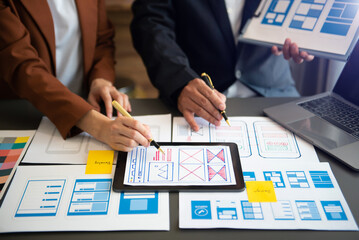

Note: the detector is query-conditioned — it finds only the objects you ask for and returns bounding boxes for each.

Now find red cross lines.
[179,149,205,182]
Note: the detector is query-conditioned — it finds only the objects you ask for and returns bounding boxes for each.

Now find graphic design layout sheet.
[0,165,169,233]
[123,145,236,186]
[239,0,359,59]
[23,115,172,164]
[0,130,35,200]
[172,116,319,163]
[179,161,358,231]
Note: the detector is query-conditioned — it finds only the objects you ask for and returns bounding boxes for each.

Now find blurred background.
[107,0,159,98]
[106,0,346,99]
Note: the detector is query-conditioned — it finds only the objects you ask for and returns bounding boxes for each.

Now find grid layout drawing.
[309,171,334,188]
[243,171,256,181]
[289,0,327,31]
[321,0,359,36]
[67,179,111,216]
[263,171,286,188]
[262,0,295,26]
[241,201,264,220]
[286,171,310,188]
[296,200,321,220]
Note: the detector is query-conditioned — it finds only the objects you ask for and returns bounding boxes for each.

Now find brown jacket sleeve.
[0,0,115,138]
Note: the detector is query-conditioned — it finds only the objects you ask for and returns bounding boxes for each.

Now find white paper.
[0,130,35,201]
[179,161,358,231]
[123,145,236,186]
[23,114,171,164]
[172,116,319,163]
[240,0,359,59]
[0,165,169,233]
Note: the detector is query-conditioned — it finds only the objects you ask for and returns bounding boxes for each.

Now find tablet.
[113,142,245,192]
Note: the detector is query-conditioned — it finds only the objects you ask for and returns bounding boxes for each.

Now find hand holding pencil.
[112,100,165,154]
[177,75,228,132]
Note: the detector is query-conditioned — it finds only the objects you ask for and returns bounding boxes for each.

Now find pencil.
[112,100,165,155]
[201,73,231,126]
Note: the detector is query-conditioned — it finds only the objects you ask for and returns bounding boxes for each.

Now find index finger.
[198,83,226,111]
[101,90,113,118]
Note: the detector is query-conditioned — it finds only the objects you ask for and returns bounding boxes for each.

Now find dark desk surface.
[1,98,358,239]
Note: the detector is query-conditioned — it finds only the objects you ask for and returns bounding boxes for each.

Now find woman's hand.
[76,110,152,152]
[88,78,131,118]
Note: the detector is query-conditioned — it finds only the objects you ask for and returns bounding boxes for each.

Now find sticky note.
[246,181,277,202]
[85,150,114,174]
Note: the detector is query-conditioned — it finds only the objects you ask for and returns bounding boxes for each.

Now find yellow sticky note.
[246,181,277,202]
[15,136,30,143]
[85,150,114,174]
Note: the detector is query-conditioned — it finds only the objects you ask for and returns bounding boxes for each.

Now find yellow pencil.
[112,100,165,154]
[201,73,231,126]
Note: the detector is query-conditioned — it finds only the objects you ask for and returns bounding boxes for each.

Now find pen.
[201,72,231,126]
[112,100,165,155]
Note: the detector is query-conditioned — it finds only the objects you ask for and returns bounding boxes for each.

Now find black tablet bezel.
[113,142,245,192]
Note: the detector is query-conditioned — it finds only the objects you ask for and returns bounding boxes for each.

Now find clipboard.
[113,142,245,192]
[239,0,359,61]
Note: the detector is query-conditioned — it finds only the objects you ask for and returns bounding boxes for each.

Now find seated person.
[130,0,314,131]
[0,0,152,152]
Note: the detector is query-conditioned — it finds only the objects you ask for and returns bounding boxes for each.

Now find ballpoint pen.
[112,100,165,154]
[201,72,231,127]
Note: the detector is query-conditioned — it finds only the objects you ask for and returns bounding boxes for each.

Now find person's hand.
[103,117,151,152]
[177,78,226,131]
[271,38,314,64]
[88,78,131,119]
[76,110,152,152]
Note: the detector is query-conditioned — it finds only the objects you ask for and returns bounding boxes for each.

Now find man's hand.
[177,78,226,131]
[88,78,131,118]
[272,38,314,64]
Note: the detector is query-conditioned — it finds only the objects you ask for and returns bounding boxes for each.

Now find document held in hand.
[239,0,359,61]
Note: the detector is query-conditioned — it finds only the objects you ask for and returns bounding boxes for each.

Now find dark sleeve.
[130,0,198,107]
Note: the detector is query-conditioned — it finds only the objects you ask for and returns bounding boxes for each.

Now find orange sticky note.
[246,181,277,202]
[85,150,114,174]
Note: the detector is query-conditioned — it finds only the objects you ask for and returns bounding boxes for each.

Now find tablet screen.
[113,142,245,192]
[123,145,236,186]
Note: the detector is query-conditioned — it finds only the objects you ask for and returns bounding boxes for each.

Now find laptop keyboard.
[298,96,359,139]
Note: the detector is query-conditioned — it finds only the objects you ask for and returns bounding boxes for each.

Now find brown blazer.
[0,0,115,138]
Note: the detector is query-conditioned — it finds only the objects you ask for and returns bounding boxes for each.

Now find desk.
[1,98,358,239]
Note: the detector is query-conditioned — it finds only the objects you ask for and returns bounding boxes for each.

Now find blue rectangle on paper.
[290,20,303,29]
[95,182,111,191]
[296,200,321,220]
[243,171,256,181]
[326,17,353,24]
[119,192,158,214]
[310,171,334,188]
[329,9,343,17]
[92,202,107,211]
[321,201,348,221]
[333,3,345,8]
[191,200,212,220]
[308,9,322,18]
[321,22,350,36]
[67,179,111,216]
[342,4,359,18]
[93,192,109,201]
[130,199,148,211]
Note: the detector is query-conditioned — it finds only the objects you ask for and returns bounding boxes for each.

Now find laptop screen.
[333,40,359,106]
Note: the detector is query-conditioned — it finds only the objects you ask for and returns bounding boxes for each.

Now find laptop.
[264,41,359,171]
